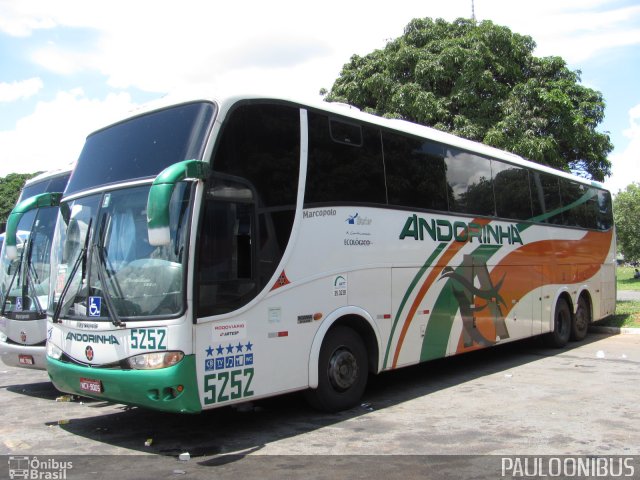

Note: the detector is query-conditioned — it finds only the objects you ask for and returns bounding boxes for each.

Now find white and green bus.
[46,94,615,413]
[0,168,71,369]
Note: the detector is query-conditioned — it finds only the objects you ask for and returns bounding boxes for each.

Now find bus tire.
[545,298,572,348]
[571,296,590,341]
[306,326,368,413]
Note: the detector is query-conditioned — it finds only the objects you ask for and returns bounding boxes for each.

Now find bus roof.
[90,91,608,192]
[24,163,75,187]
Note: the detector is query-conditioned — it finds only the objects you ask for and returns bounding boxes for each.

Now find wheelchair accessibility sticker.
[89,296,102,317]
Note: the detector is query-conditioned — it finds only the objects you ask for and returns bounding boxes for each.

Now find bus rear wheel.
[306,326,368,413]
[545,298,571,348]
[571,296,591,341]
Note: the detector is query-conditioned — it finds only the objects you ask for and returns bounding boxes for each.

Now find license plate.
[18,355,34,365]
[79,377,103,393]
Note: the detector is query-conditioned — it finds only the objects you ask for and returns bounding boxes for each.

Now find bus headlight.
[47,342,63,360]
[126,351,184,370]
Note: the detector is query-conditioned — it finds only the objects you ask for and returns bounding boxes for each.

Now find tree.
[325,17,612,181]
[614,183,640,263]
[0,173,38,227]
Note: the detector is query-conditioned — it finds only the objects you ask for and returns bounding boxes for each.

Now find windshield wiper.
[93,243,126,328]
[52,218,92,324]
[23,233,46,316]
[92,212,126,328]
[25,264,45,316]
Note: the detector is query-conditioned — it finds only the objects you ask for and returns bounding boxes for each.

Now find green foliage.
[0,173,39,226]
[326,17,612,181]
[614,183,640,263]
[617,266,640,291]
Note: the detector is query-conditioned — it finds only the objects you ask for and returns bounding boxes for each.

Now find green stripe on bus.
[383,242,447,369]
[517,189,596,233]
[419,244,501,362]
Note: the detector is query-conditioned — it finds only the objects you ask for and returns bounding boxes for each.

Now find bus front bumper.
[47,354,201,413]
[0,340,47,370]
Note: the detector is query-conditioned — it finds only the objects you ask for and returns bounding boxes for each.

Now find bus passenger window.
[199,102,300,317]
[531,173,563,224]
[383,132,448,212]
[596,190,613,230]
[305,112,386,206]
[492,161,532,220]
[444,148,494,217]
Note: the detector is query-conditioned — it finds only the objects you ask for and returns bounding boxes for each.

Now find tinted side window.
[493,161,532,220]
[596,190,613,230]
[383,131,448,211]
[199,103,300,317]
[213,103,300,208]
[531,172,563,224]
[559,179,602,229]
[559,179,585,227]
[445,148,494,216]
[577,187,599,230]
[305,112,386,205]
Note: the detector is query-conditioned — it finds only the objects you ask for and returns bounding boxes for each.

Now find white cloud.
[30,44,92,75]
[0,77,43,102]
[476,2,640,64]
[604,104,640,195]
[0,89,138,177]
[2,0,639,181]
[0,1,56,37]
[5,1,640,92]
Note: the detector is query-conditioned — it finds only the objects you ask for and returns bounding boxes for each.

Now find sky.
[0,0,639,194]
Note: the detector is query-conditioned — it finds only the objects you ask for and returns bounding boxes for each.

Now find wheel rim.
[327,347,359,391]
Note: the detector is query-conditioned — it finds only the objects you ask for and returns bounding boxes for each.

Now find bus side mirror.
[147,160,210,246]
[5,192,62,260]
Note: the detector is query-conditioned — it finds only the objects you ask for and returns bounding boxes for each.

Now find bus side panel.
[348,268,390,371]
[194,276,348,410]
[599,262,616,320]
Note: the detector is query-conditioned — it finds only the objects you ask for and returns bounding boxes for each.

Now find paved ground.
[1,332,639,479]
[618,290,640,301]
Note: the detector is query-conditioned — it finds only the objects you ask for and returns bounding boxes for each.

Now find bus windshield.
[0,208,52,319]
[48,183,193,322]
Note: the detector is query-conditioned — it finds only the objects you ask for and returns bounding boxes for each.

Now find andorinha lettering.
[66,332,120,345]
[399,214,523,245]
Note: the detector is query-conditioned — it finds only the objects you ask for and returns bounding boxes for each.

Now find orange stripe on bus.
[391,218,492,368]
[454,229,613,354]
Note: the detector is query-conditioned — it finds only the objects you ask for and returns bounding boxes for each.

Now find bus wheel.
[571,296,590,341]
[306,326,368,412]
[545,298,571,348]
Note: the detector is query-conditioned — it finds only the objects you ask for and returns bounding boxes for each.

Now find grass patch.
[594,300,640,328]
[617,266,640,291]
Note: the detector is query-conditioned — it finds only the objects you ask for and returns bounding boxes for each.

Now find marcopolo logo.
[66,332,120,345]
[303,209,337,219]
[399,214,523,245]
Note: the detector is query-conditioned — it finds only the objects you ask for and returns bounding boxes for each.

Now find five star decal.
[207,342,253,357]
